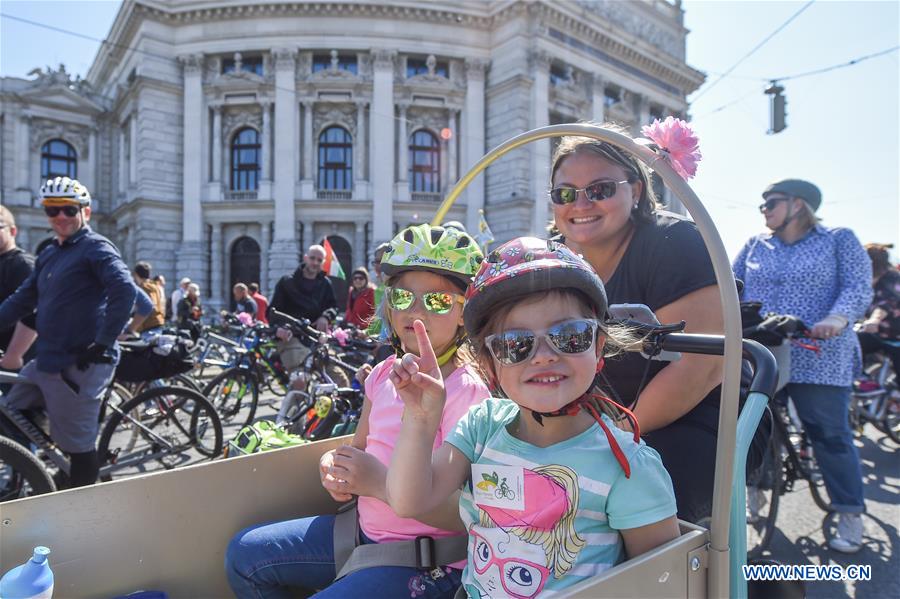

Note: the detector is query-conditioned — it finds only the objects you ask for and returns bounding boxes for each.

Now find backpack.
[226,420,308,457]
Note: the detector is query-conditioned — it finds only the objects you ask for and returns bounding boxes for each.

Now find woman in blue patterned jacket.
[733,179,873,554]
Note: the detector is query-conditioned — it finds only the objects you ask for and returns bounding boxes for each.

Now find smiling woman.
[547,122,765,525]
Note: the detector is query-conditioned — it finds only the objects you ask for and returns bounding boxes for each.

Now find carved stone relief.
[313,103,357,138]
[222,107,262,142]
[406,106,448,135]
[30,118,91,157]
[574,0,681,57]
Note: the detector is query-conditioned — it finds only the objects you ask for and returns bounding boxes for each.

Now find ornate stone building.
[0,0,703,310]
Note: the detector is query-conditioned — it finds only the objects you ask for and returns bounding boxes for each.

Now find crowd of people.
[0,118,897,597]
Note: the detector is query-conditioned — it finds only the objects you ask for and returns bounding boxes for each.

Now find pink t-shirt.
[358,355,489,543]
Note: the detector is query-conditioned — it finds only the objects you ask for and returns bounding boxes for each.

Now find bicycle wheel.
[879,375,900,444]
[202,368,259,428]
[0,436,57,501]
[746,425,784,558]
[97,387,223,481]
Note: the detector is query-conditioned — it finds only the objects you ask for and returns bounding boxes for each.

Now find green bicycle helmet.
[381,224,484,288]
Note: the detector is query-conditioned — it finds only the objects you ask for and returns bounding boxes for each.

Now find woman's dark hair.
[550,122,659,226]
[866,243,894,279]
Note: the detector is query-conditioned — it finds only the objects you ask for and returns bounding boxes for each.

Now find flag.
[474,209,494,251]
[321,238,346,279]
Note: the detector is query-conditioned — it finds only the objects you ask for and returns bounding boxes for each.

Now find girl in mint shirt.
[386,238,679,598]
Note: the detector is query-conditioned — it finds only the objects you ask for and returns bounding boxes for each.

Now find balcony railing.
[224,190,258,201]
[316,189,353,200]
[411,192,441,202]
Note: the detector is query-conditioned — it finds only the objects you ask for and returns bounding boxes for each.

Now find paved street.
[761,428,899,598]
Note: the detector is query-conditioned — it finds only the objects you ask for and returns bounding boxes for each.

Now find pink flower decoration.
[640,116,702,180]
[237,312,254,326]
[332,327,349,347]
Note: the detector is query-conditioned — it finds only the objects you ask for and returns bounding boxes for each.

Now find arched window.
[409,130,440,193]
[230,236,261,298]
[231,128,260,191]
[317,126,353,190]
[41,139,77,179]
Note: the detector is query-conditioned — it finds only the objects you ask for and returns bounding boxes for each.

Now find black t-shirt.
[0,246,36,351]
[591,212,720,429]
[269,266,338,323]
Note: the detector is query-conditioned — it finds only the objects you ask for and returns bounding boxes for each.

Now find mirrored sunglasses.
[44,205,80,218]
[485,319,600,366]
[759,196,790,213]
[386,286,463,315]
[549,180,630,205]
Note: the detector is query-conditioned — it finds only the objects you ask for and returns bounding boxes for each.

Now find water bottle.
[0,547,54,599]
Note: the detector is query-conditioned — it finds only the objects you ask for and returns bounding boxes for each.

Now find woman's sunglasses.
[549,180,630,205]
[44,205,80,218]
[485,319,600,365]
[758,196,790,213]
[386,287,463,315]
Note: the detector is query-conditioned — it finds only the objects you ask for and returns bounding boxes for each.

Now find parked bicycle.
[849,325,899,444]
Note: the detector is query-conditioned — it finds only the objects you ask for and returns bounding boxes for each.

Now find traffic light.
[765,81,786,134]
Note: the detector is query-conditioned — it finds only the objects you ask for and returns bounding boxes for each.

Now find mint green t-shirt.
[446,397,677,598]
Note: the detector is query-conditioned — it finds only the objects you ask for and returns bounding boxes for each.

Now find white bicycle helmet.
[40,176,91,206]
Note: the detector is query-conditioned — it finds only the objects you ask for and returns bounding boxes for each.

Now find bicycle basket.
[226,420,308,457]
[115,336,195,383]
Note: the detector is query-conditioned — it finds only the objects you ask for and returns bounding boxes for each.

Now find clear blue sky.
[2,0,897,260]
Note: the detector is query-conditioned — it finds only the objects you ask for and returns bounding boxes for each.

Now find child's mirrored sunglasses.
[386,286,464,315]
[485,319,600,365]
[549,180,629,205]
[43,205,80,218]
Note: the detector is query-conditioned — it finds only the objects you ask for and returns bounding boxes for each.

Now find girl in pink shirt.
[226,224,489,598]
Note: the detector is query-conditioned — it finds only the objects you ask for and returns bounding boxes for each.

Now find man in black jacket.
[268,244,337,374]
[269,244,337,332]
[0,206,36,372]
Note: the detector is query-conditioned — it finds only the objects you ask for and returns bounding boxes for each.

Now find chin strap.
[773,202,797,233]
[528,358,641,478]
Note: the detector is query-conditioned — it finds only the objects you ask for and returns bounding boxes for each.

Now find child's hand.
[319,449,353,502]
[389,319,445,425]
[324,445,388,502]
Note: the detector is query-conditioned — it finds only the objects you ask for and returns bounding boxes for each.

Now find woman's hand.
[810,314,848,339]
[323,445,388,502]
[388,320,445,427]
[319,449,353,502]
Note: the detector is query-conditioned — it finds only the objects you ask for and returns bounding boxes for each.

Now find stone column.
[633,93,649,135]
[353,100,368,199]
[211,105,222,182]
[300,100,314,197]
[529,51,551,236]
[353,222,365,271]
[129,115,138,186]
[260,220,271,294]
[463,58,488,233]
[395,102,409,201]
[84,129,97,203]
[259,101,273,198]
[118,127,127,194]
[177,54,206,281]
[370,49,396,243]
[591,73,606,123]
[447,109,458,187]
[210,222,224,310]
[14,111,31,191]
[270,48,300,278]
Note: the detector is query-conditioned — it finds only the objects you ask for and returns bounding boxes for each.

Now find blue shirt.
[733,225,872,386]
[447,398,676,597]
[0,226,135,373]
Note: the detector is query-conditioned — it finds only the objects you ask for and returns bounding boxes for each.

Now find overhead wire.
[691,0,816,102]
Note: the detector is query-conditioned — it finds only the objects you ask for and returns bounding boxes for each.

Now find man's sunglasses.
[758,196,790,213]
[44,205,80,218]
[386,287,463,315]
[549,180,630,205]
[485,318,600,366]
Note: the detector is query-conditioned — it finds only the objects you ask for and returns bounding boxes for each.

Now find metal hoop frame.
[431,124,742,597]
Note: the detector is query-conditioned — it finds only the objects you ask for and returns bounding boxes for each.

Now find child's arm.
[621,516,680,559]
[385,320,470,518]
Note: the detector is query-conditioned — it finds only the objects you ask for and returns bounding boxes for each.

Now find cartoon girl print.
[468,464,584,599]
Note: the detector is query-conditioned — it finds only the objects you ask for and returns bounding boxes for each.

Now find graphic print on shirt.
[467,464,585,599]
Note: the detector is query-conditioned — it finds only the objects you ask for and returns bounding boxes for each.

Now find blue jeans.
[785,383,865,513]
[225,514,462,599]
